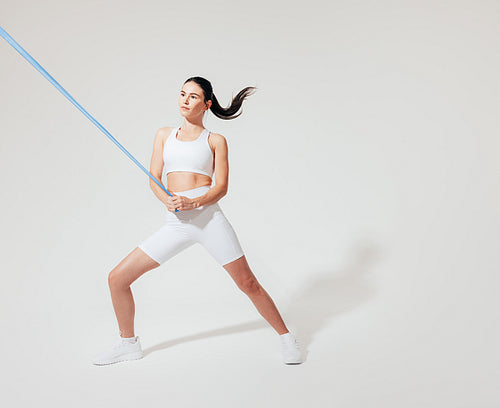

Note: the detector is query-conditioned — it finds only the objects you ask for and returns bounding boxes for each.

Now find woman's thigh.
[137,222,196,265]
[109,246,162,287]
[196,210,245,267]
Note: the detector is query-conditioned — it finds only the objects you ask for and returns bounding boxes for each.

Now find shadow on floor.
[143,319,268,357]
[282,238,384,360]
[144,237,384,360]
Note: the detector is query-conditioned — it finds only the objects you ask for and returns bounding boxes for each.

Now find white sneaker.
[280,332,303,365]
[91,335,143,365]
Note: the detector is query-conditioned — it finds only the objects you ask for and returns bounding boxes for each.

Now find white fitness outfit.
[138,126,245,266]
[91,126,304,367]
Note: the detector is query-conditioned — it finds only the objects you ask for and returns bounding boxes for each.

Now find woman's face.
[179,81,211,118]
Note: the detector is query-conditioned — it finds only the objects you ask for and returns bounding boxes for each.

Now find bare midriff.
[166,172,212,193]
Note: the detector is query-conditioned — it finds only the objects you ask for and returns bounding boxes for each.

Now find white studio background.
[0,0,498,407]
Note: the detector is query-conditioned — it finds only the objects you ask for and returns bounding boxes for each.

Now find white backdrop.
[0,0,498,407]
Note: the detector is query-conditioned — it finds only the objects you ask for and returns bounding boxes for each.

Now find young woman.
[91,76,302,365]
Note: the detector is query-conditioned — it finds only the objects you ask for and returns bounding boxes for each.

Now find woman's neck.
[180,118,204,134]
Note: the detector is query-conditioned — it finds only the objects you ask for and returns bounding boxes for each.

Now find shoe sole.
[92,351,144,366]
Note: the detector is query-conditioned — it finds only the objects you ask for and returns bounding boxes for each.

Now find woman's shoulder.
[207,130,226,141]
[152,127,175,152]
[157,126,176,142]
[208,131,227,153]
[158,126,175,134]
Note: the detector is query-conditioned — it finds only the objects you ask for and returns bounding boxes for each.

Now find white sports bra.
[162,126,214,179]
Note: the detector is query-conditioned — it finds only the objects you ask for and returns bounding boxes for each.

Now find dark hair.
[183,76,256,120]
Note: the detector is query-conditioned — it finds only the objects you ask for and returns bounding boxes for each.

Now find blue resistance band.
[0,25,179,211]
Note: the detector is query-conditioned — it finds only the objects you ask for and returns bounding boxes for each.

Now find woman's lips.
[181,107,189,110]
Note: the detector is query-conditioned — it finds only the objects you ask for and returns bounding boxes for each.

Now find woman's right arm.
[148,127,172,206]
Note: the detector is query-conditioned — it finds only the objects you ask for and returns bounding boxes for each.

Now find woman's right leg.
[108,247,161,338]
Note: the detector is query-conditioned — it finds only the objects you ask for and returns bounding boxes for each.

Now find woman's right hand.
[165,194,179,212]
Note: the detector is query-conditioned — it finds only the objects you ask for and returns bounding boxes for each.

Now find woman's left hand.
[171,195,195,211]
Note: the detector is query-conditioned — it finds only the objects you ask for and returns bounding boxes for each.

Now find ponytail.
[183,76,256,120]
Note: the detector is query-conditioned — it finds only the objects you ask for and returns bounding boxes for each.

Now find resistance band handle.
[0,24,179,212]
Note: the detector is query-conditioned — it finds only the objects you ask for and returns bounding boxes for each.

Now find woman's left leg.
[194,205,303,363]
[223,255,289,335]
[192,203,290,335]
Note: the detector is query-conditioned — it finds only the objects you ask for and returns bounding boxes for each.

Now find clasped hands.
[166,194,196,212]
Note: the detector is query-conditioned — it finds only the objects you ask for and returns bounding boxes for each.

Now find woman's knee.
[238,277,262,296]
[108,247,160,289]
[108,267,131,289]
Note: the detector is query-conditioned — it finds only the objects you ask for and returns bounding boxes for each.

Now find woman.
[91,76,302,365]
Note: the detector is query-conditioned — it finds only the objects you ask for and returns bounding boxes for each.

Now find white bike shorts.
[138,185,244,266]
